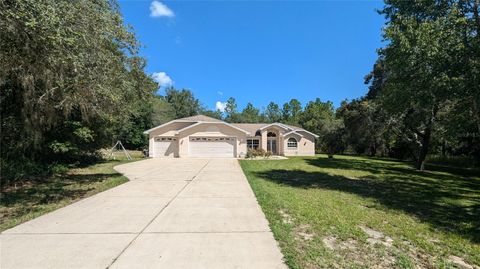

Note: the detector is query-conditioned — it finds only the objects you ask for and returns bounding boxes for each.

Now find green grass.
[0,151,144,232]
[240,155,480,269]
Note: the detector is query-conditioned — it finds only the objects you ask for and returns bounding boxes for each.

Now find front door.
[267,139,277,154]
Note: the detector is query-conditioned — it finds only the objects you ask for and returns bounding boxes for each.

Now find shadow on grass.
[1,172,122,207]
[253,157,480,243]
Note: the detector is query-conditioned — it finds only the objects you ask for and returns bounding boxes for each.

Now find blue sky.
[119,0,385,111]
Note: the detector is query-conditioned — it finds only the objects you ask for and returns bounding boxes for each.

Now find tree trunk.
[471,1,480,133]
[415,125,432,171]
[472,98,480,134]
[370,139,377,157]
[441,139,447,156]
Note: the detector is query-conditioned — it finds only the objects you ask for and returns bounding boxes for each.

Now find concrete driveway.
[1,158,287,269]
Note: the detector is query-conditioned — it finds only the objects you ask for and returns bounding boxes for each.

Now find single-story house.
[143,115,319,158]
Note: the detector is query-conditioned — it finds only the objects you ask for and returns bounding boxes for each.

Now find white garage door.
[189,137,236,158]
[153,137,177,157]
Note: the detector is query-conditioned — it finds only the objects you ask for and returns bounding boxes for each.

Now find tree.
[0,0,156,183]
[151,96,175,126]
[322,124,345,158]
[282,99,302,125]
[364,58,388,100]
[224,97,241,122]
[457,0,480,134]
[337,99,387,156]
[239,103,262,123]
[201,109,223,120]
[264,102,282,123]
[377,0,464,170]
[300,98,339,152]
[164,87,201,118]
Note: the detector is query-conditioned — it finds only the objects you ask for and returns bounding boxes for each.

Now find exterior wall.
[283,133,316,156]
[148,122,194,157]
[177,123,248,158]
[260,132,267,151]
[147,120,316,158]
[260,126,288,155]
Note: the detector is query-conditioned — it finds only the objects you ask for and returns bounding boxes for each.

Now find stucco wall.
[147,121,315,158]
[176,123,248,157]
[148,122,194,157]
[283,133,316,156]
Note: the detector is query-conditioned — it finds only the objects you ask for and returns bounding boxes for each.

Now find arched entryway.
[266,131,277,154]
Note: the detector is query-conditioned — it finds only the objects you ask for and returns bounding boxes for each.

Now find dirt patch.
[321,235,395,268]
[359,225,393,247]
[278,209,294,224]
[295,224,315,241]
[321,228,441,268]
[448,255,479,269]
[338,238,358,251]
[323,236,336,250]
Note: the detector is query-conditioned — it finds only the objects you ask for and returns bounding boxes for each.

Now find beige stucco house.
[143,115,318,158]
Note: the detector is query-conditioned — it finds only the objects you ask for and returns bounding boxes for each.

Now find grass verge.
[0,151,144,232]
[240,154,480,269]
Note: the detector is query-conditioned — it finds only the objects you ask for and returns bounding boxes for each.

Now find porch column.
[261,131,268,151]
[278,136,284,155]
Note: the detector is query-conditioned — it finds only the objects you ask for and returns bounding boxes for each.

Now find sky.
[119,0,385,112]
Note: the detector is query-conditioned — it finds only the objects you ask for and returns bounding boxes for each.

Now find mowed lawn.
[240,155,480,269]
[0,151,143,232]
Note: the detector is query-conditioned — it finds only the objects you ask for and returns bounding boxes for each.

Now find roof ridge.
[178,114,224,122]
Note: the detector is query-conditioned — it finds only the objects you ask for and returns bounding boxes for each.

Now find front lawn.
[240,155,480,269]
[0,151,143,232]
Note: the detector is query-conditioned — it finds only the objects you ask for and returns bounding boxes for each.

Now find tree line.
[0,0,157,184]
[362,0,480,170]
[150,0,480,171]
[1,0,478,186]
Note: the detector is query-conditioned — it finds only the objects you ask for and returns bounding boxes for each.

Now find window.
[287,137,297,148]
[247,139,260,149]
[156,137,176,142]
[267,132,276,137]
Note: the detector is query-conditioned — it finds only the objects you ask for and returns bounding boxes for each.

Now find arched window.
[267,132,276,137]
[287,137,297,148]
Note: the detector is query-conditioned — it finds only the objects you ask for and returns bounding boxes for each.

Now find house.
[143,115,319,158]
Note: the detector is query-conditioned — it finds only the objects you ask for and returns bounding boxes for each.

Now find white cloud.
[217,91,223,96]
[152,72,173,87]
[150,1,174,18]
[215,101,227,112]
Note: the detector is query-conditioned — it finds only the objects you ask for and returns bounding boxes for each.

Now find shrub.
[246,148,272,158]
[49,164,70,175]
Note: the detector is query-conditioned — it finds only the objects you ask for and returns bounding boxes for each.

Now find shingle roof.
[164,115,315,136]
[231,123,307,137]
[231,124,266,136]
[178,115,224,122]
[284,124,304,130]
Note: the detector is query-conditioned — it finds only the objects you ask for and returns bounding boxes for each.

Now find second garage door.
[189,137,236,158]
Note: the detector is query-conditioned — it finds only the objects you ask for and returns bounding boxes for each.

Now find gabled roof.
[143,120,193,134]
[177,115,223,122]
[231,122,319,138]
[144,115,318,137]
[283,130,304,138]
[176,121,250,135]
[230,124,265,136]
[259,123,292,131]
[144,115,249,135]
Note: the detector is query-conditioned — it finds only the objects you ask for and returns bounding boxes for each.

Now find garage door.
[153,137,177,157]
[189,137,236,158]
